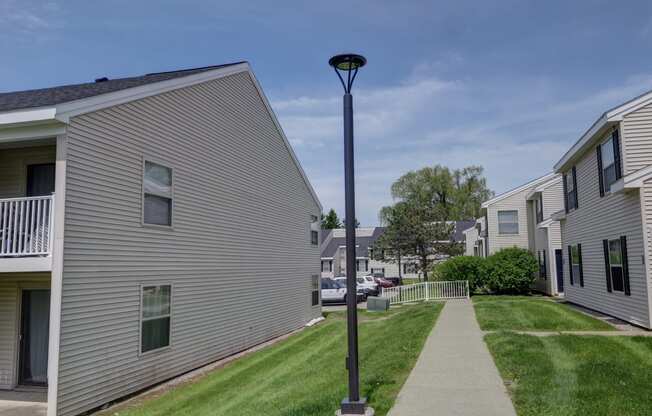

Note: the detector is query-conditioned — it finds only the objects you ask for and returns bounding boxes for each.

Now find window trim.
[565,168,578,211]
[535,196,544,224]
[497,210,519,235]
[139,283,173,356]
[311,274,320,306]
[141,157,174,229]
[599,135,617,195]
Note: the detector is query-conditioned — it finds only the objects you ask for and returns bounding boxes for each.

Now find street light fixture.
[329,53,372,416]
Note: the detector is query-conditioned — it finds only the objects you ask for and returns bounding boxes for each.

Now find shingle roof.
[0,62,246,112]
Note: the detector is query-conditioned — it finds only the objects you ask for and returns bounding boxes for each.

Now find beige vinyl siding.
[561,145,650,328]
[641,179,652,321]
[464,227,479,256]
[57,72,321,416]
[486,190,531,254]
[541,180,564,218]
[622,102,652,175]
[0,273,50,389]
[0,144,56,198]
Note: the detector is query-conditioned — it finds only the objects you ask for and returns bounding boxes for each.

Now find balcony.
[0,195,54,272]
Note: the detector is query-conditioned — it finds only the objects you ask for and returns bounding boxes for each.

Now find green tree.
[371,203,414,283]
[376,165,491,280]
[321,208,342,229]
[390,165,493,220]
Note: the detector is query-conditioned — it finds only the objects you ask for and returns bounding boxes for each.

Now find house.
[462,217,486,257]
[321,221,473,280]
[471,173,565,295]
[0,62,322,416]
[553,89,652,329]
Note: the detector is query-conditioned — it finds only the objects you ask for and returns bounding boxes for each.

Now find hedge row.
[432,247,538,294]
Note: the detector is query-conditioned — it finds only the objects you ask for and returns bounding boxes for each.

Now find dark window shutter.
[603,239,612,293]
[621,236,630,296]
[613,129,623,180]
[572,166,579,209]
[597,145,605,197]
[577,243,584,287]
[568,245,574,285]
[563,174,569,213]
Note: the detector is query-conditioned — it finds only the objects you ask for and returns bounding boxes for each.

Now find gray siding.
[541,180,564,218]
[57,72,321,415]
[622,102,652,175]
[0,272,50,389]
[486,190,531,254]
[561,143,650,328]
[0,144,56,198]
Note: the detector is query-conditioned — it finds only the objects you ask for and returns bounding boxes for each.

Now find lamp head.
[329,53,367,93]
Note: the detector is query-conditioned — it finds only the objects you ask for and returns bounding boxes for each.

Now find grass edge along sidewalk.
[473,295,613,332]
[101,302,442,416]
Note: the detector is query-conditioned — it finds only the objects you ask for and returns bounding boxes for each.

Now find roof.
[0,63,245,112]
[320,221,472,257]
[555,87,652,172]
[0,61,322,211]
[481,173,557,208]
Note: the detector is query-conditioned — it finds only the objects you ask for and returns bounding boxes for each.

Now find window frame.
[607,239,625,293]
[600,135,618,194]
[141,157,174,229]
[311,274,320,306]
[535,196,544,224]
[566,170,578,211]
[497,210,519,235]
[139,283,173,356]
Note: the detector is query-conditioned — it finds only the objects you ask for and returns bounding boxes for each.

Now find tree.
[376,165,491,280]
[390,165,493,220]
[321,208,342,229]
[370,203,414,283]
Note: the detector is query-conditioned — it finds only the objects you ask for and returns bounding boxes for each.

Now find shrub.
[484,247,538,294]
[433,255,487,294]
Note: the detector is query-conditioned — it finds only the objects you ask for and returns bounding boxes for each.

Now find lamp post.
[329,53,372,416]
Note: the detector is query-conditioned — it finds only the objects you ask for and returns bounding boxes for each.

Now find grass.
[107,302,442,416]
[485,332,652,415]
[473,295,613,331]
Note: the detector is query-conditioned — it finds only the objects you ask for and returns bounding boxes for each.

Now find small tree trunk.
[397,251,403,285]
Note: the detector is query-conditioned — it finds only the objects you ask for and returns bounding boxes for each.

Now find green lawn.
[473,296,613,331]
[106,303,442,416]
[485,332,652,416]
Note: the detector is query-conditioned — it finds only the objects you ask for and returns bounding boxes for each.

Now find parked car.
[321,278,364,304]
[373,276,395,289]
[335,276,379,299]
[383,277,402,287]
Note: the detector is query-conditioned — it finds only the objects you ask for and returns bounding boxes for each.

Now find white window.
[571,246,581,283]
[356,259,368,272]
[600,137,617,193]
[311,275,320,306]
[497,210,519,234]
[608,239,624,292]
[565,170,578,210]
[141,285,171,353]
[143,160,173,226]
[535,197,543,224]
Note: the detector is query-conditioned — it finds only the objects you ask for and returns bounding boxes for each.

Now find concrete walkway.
[388,299,516,416]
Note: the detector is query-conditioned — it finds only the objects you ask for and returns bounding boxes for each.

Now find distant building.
[321,221,474,279]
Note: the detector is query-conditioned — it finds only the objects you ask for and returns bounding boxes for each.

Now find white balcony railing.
[0,195,54,257]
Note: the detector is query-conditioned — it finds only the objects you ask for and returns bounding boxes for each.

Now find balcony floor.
[0,389,47,416]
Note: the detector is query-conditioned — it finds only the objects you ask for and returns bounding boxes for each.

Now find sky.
[3,1,652,225]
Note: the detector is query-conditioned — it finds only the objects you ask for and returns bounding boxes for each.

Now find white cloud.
[277,65,652,226]
[0,1,63,39]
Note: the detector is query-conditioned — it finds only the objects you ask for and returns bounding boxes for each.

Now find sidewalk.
[388,299,516,416]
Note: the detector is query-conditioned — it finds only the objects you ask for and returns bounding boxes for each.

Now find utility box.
[367,296,390,312]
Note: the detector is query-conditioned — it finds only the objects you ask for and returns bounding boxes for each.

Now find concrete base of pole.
[335,407,375,416]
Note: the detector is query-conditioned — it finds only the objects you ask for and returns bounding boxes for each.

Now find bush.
[433,256,487,294]
[484,247,538,294]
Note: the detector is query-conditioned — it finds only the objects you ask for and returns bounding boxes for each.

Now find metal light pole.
[329,53,372,416]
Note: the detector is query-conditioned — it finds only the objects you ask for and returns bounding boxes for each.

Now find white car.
[321,278,348,303]
[334,276,379,299]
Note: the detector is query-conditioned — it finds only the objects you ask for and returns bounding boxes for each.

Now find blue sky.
[3,1,652,225]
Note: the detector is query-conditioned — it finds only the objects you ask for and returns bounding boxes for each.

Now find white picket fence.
[381,280,469,305]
